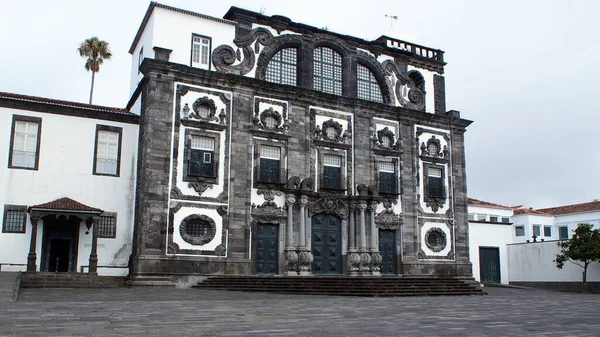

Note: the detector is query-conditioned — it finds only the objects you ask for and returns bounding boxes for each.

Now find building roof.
[28,197,103,214]
[0,91,135,116]
[538,201,600,216]
[467,197,512,210]
[129,2,236,54]
[512,207,553,216]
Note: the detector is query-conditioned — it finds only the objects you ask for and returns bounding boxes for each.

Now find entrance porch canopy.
[26,197,104,274]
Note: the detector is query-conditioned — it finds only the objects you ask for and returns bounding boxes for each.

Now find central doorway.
[41,215,80,272]
[255,223,279,275]
[378,229,397,274]
[311,213,341,275]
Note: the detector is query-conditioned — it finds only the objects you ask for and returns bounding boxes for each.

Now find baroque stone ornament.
[257,189,282,208]
[376,127,398,150]
[309,198,349,219]
[382,60,425,111]
[214,244,226,256]
[285,250,299,274]
[359,252,372,273]
[421,135,443,158]
[179,214,217,246]
[424,227,447,252]
[187,96,218,122]
[188,182,213,195]
[315,119,344,142]
[348,252,361,273]
[286,176,301,189]
[212,27,274,75]
[370,252,383,274]
[298,250,313,275]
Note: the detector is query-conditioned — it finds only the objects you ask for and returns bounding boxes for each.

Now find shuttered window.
[427,167,443,198]
[379,162,397,194]
[259,145,281,183]
[189,136,215,177]
[322,154,342,189]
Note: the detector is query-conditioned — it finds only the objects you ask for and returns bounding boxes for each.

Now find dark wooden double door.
[256,223,279,274]
[479,247,501,283]
[311,214,342,274]
[378,229,397,275]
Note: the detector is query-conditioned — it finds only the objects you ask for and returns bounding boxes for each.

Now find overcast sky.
[1,0,598,209]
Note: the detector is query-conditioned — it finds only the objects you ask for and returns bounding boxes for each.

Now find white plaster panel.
[130,12,155,94]
[468,221,512,284]
[420,222,452,257]
[415,126,450,214]
[0,107,138,275]
[171,206,223,252]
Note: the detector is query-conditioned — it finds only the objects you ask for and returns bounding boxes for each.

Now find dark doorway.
[311,213,341,275]
[41,215,80,272]
[479,247,501,283]
[256,223,279,275]
[378,229,397,274]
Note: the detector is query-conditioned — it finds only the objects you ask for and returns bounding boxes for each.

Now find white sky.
[1,0,599,209]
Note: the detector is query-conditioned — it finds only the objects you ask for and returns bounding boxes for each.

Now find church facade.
[126,3,472,280]
[0,3,473,280]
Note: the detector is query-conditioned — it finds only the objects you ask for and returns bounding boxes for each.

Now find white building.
[0,92,138,275]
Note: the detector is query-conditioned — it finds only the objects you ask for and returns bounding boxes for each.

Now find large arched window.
[313,47,342,95]
[265,48,297,86]
[357,64,383,103]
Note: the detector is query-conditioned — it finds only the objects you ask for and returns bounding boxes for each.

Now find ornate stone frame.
[167,202,228,256]
[382,59,425,111]
[417,219,454,260]
[375,198,402,230]
[376,127,396,150]
[186,96,218,122]
[179,214,217,245]
[317,147,347,192]
[253,138,288,188]
[375,157,401,196]
[424,227,447,253]
[252,97,289,136]
[422,162,447,213]
[182,128,220,188]
[316,119,344,142]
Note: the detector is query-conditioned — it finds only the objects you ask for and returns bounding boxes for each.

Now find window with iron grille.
[9,115,42,170]
[192,35,211,68]
[259,145,281,183]
[265,48,297,86]
[378,162,397,194]
[313,47,342,95]
[322,154,342,190]
[94,125,122,176]
[98,214,116,238]
[2,205,27,233]
[357,64,383,103]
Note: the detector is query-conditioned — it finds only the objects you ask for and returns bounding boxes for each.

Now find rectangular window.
[2,205,27,233]
[559,226,569,240]
[515,225,525,237]
[189,135,215,177]
[468,213,475,221]
[489,216,498,223]
[9,115,41,170]
[533,225,541,237]
[378,162,397,194]
[138,47,143,73]
[427,167,444,198]
[93,125,122,176]
[322,154,342,190]
[98,214,116,239]
[192,35,211,68]
[501,217,510,223]
[544,226,552,237]
[259,145,281,183]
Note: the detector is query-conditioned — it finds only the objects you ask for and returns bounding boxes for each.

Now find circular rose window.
[425,227,447,252]
[179,215,216,245]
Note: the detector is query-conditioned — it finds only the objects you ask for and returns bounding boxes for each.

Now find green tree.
[554,223,600,287]
[77,37,112,104]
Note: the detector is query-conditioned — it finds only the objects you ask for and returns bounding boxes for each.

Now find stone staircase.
[0,272,21,302]
[20,273,126,288]
[194,276,485,297]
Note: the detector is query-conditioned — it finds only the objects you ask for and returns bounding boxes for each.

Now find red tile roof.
[467,197,512,209]
[29,197,103,214]
[0,91,134,115]
[512,207,552,216]
[538,201,600,216]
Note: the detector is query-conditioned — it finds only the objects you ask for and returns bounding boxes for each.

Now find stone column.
[88,217,99,274]
[357,202,371,274]
[26,215,40,273]
[284,194,298,276]
[369,201,382,276]
[347,204,360,275]
[297,195,312,276]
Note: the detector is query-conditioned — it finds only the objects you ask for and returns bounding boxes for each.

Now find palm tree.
[77,37,112,104]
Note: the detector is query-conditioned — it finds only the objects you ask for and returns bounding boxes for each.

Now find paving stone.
[0,287,598,336]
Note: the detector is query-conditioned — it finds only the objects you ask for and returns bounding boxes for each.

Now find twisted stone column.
[357,202,370,274]
[26,215,40,273]
[369,201,382,276]
[297,195,312,276]
[347,204,360,275]
[284,194,298,276]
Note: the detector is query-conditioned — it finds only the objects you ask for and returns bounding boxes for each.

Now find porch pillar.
[88,217,99,274]
[357,201,370,274]
[297,195,312,276]
[284,194,298,276]
[369,201,382,276]
[347,204,360,275]
[26,215,40,273]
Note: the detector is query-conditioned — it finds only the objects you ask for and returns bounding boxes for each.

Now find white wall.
[508,241,600,282]
[469,221,512,284]
[0,107,138,275]
[510,214,555,243]
[554,211,600,240]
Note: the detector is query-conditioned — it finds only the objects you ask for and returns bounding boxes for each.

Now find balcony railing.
[377,36,444,62]
[254,166,288,185]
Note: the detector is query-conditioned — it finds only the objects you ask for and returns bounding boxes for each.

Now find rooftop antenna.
[385,14,398,30]
[260,6,266,15]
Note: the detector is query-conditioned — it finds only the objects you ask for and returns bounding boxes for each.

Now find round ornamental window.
[179,214,216,246]
[264,115,278,129]
[325,127,337,140]
[197,104,210,118]
[424,227,447,252]
[427,143,439,156]
[381,135,391,148]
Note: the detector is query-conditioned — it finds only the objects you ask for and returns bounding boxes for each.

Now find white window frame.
[9,116,41,170]
[94,125,122,177]
[192,34,211,69]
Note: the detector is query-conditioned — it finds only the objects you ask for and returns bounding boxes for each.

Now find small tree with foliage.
[554,223,600,288]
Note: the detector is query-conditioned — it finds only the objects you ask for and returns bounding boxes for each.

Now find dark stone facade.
[129,7,473,279]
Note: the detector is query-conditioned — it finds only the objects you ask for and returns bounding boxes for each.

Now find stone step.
[20,273,125,288]
[0,272,20,302]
